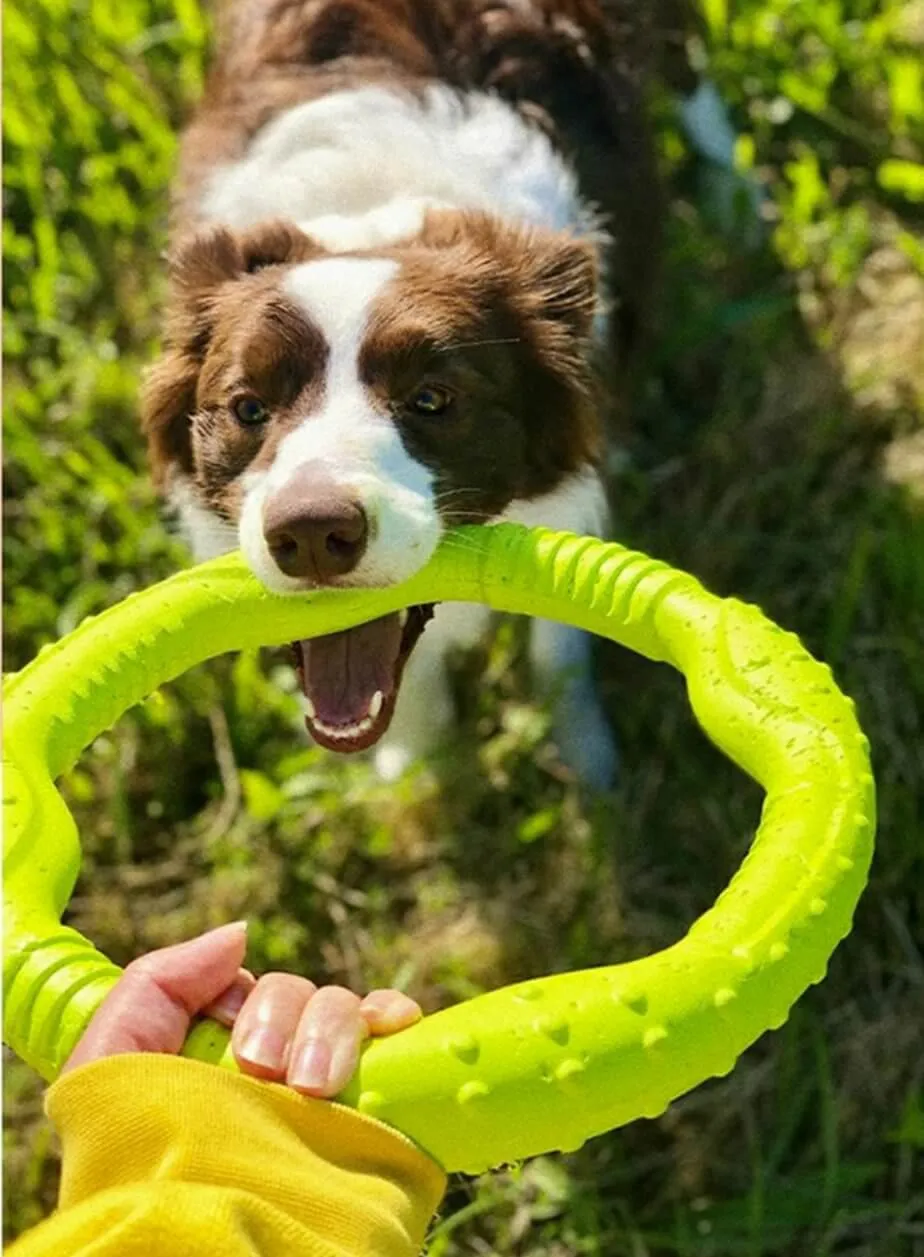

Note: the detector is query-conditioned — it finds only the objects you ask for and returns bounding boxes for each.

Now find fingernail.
[361,992,422,1031]
[367,992,415,1014]
[238,1026,288,1072]
[289,1039,331,1093]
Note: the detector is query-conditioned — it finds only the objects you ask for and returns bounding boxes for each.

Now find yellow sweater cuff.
[13,1054,446,1257]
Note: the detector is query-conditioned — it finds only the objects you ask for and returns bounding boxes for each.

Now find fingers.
[360,989,423,1035]
[62,917,424,1101]
[232,973,318,1079]
[233,980,368,1097]
[288,985,368,1097]
[64,922,249,1072]
[230,979,424,1098]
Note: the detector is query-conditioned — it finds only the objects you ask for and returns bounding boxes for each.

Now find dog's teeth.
[303,696,316,720]
[368,690,384,719]
[398,609,408,628]
[312,714,374,741]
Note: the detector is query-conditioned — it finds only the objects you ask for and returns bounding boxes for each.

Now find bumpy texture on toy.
[3,525,874,1175]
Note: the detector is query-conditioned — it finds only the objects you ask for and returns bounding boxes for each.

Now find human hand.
[64,922,422,1098]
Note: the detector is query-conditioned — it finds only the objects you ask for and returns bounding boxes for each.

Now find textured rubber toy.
[3,525,874,1174]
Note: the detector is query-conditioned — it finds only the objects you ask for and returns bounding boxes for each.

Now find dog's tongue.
[296,613,403,752]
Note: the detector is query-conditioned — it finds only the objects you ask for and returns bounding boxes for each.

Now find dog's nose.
[263,471,368,584]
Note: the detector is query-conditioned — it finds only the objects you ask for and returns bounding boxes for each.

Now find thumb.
[64,922,248,1073]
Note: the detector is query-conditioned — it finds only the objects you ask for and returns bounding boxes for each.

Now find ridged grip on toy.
[3,525,874,1175]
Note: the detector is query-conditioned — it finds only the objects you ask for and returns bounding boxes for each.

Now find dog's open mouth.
[292,604,435,753]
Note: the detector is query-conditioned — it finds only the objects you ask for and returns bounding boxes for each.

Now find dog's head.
[143,210,602,751]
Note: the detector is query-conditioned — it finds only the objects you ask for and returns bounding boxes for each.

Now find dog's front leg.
[529,617,618,791]
[373,603,492,782]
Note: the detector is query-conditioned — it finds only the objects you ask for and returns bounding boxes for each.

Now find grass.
[3,0,924,1252]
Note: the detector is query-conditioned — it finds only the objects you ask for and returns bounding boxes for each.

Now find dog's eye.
[232,395,269,426]
[408,384,453,416]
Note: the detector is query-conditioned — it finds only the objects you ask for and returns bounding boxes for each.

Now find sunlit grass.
[3,1,923,1252]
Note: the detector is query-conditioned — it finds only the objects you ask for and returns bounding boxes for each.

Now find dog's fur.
[142,0,700,786]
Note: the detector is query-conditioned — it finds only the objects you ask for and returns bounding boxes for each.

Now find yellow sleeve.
[8,1054,446,1257]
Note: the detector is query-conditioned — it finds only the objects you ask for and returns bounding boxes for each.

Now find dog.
[142,0,723,788]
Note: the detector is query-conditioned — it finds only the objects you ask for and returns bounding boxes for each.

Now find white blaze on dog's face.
[142,212,601,753]
[239,256,441,594]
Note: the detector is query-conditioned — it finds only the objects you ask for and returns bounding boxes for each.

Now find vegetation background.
[3,0,923,1252]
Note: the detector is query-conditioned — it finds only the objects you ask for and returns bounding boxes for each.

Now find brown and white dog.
[142,0,696,787]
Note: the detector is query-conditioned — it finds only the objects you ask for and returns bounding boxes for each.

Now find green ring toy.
[3,524,875,1175]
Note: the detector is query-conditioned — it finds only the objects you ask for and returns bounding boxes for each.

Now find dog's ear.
[140,349,200,489]
[512,229,598,344]
[164,221,321,347]
[419,209,601,484]
[169,220,319,285]
[420,208,599,345]
[142,222,321,488]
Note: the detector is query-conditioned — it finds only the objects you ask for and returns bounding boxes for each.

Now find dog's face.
[143,210,601,752]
